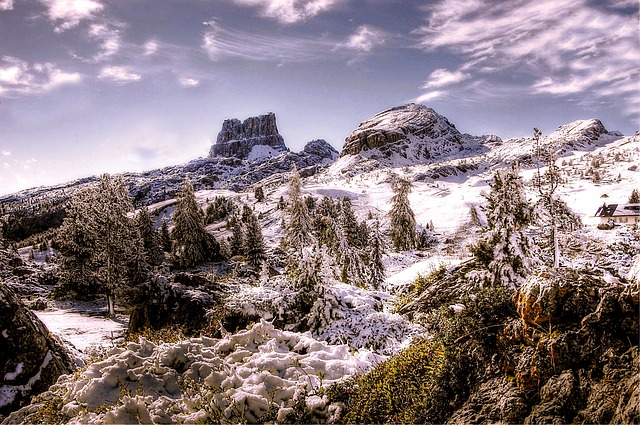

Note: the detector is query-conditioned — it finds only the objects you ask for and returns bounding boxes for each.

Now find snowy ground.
[33,301,128,352]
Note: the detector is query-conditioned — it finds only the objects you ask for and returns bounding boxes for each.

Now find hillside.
[0,104,638,424]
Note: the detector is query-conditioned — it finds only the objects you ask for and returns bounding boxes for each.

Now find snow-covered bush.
[7,321,381,424]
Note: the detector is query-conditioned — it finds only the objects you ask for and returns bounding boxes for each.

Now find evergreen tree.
[389,176,416,251]
[629,188,640,204]
[284,163,314,254]
[135,206,164,266]
[57,174,146,317]
[160,219,172,252]
[472,166,533,287]
[244,213,266,269]
[229,218,244,257]
[368,218,386,290]
[341,197,360,248]
[170,177,219,268]
[254,186,265,202]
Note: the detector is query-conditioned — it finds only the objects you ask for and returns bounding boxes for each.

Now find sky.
[0,0,638,195]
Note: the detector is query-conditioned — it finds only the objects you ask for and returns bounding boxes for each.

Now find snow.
[33,320,381,423]
[33,302,128,352]
[3,363,23,381]
[247,144,282,161]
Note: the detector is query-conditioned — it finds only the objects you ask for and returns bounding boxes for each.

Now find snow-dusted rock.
[209,112,288,160]
[0,284,74,418]
[340,103,491,164]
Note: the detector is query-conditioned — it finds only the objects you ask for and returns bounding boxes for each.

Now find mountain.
[340,103,496,165]
[209,112,288,160]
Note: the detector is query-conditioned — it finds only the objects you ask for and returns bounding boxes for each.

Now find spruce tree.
[244,213,266,269]
[284,163,314,254]
[254,186,265,202]
[389,176,416,251]
[57,174,146,317]
[472,166,533,287]
[368,218,386,290]
[136,206,164,266]
[229,218,244,257]
[160,219,172,252]
[341,197,360,248]
[629,188,640,204]
[171,177,218,268]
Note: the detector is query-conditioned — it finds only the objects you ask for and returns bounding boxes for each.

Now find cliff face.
[0,282,74,419]
[209,112,288,160]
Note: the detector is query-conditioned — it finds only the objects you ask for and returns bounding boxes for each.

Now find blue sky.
[0,0,638,195]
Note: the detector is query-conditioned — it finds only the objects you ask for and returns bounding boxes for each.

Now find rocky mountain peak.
[209,112,288,160]
[547,118,623,149]
[341,103,462,157]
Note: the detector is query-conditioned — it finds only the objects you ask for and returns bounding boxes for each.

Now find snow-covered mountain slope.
[340,103,494,166]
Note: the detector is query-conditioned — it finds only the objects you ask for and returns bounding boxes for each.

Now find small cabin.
[595,203,640,225]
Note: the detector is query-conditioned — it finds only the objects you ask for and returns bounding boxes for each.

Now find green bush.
[341,285,516,423]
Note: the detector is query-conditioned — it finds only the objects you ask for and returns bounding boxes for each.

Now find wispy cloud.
[0,56,82,96]
[202,20,335,62]
[422,68,469,89]
[202,20,386,63]
[413,0,640,116]
[143,40,158,56]
[39,0,104,32]
[87,22,122,62]
[178,77,199,87]
[231,0,342,24]
[98,66,141,83]
[343,25,387,52]
[0,0,13,11]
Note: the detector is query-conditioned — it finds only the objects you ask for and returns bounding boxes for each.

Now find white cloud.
[344,25,386,52]
[178,77,199,87]
[422,68,469,89]
[144,40,158,56]
[232,0,341,24]
[0,0,14,11]
[88,23,121,61]
[0,56,82,95]
[98,66,141,83]
[415,0,640,116]
[2,150,11,156]
[40,0,104,32]
[415,90,444,103]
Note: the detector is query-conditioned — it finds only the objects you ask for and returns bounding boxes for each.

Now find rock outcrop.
[0,283,75,419]
[209,112,288,160]
[340,103,489,163]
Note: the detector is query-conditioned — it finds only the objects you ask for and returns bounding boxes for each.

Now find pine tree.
[229,218,244,257]
[170,177,219,268]
[254,186,265,202]
[160,219,172,252]
[57,174,146,317]
[368,218,386,290]
[629,188,640,204]
[284,163,314,254]
[135,206,164,266]
[472,166,533,287]
[244,213,266,269]
[389,176,416,251]
[341,197,360,248]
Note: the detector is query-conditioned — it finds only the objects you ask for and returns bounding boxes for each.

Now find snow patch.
[4,363,23,381]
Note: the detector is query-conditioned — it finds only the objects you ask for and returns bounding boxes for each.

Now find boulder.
[0,284,74,419]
